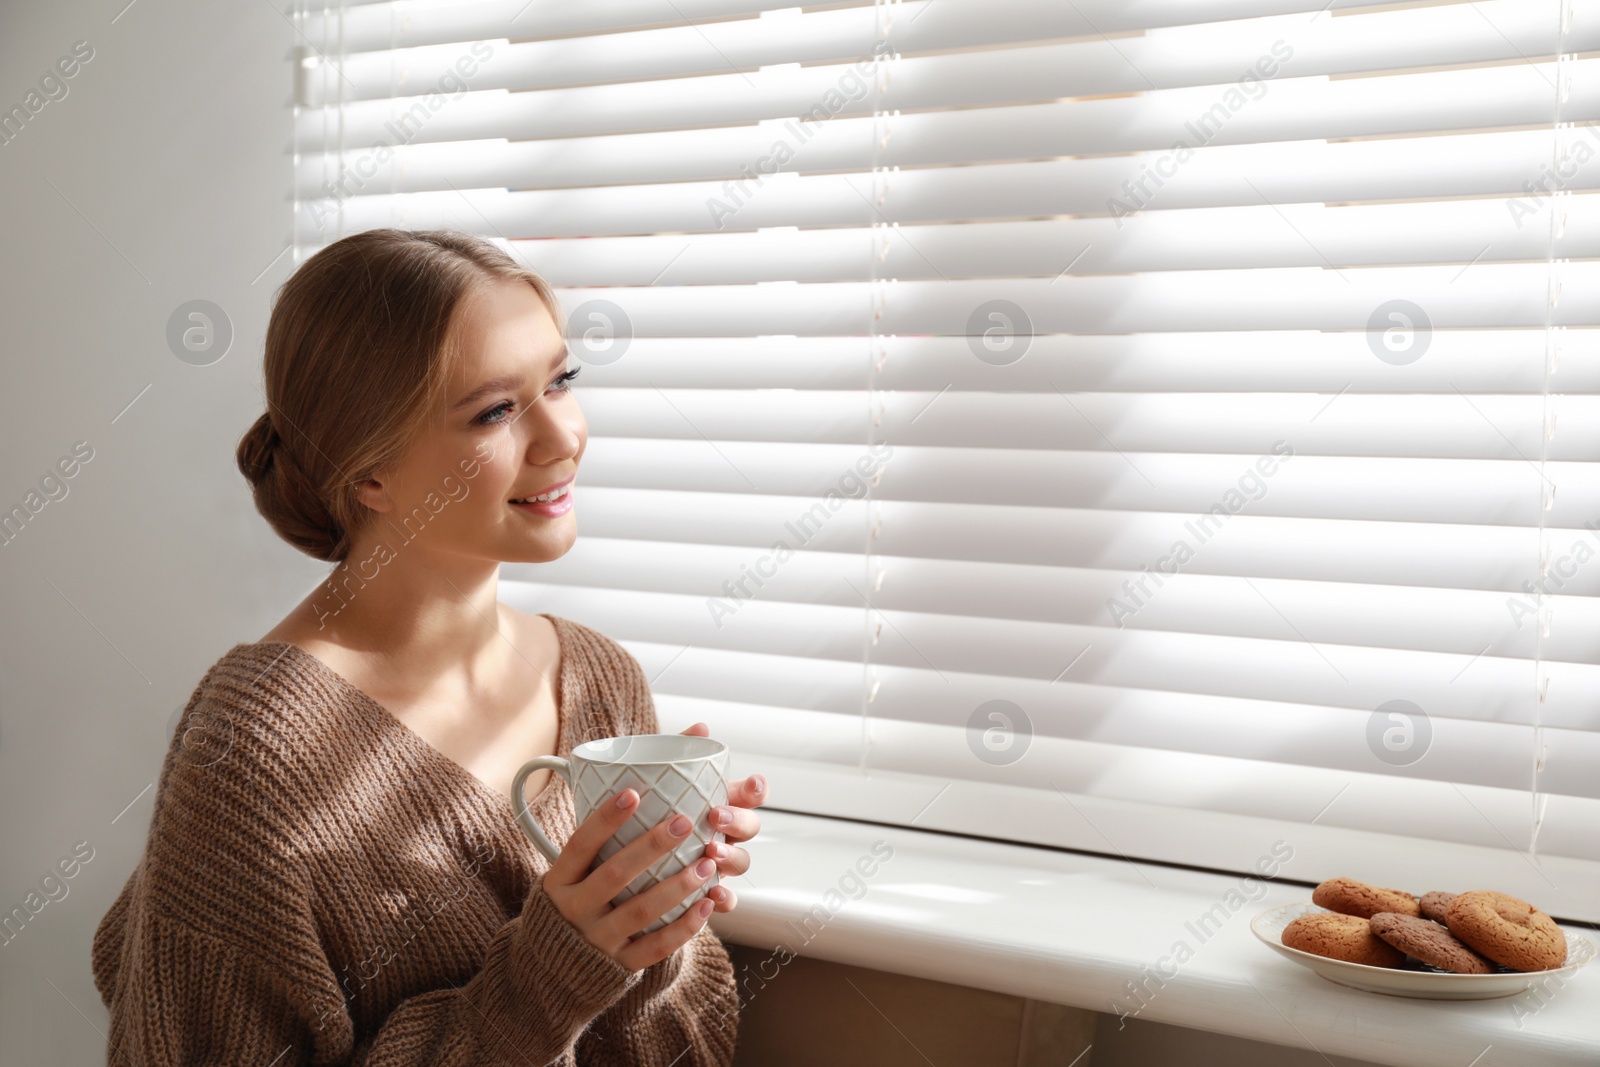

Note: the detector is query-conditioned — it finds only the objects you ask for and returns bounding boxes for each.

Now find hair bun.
[235,410,345,561]
[236,411,281,485]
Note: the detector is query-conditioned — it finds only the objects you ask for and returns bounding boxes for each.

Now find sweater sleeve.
[96,867,654,1066]
[575,921,741,1066]
[572,629,743,1065]
[347,872,653,1066]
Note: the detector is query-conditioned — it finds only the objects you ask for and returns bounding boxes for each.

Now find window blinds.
[294,0,1600,919]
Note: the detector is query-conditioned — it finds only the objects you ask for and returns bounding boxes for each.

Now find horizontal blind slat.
[539,490,1586,593]
[296,125,1590,203]
[510,204,1600,283]
[292,55,1599,157]
[571,440,1600,525]
[311,0,1439,54]
[354,332,1594,394]
[309,0,1577,103]
[574,388,1600,461]
[529,268,1599,334]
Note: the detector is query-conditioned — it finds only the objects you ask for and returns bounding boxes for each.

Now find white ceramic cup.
[511,733,729,934]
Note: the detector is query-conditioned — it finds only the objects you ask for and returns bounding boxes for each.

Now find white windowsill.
[709,809,1599,1067]
[686,725,1600,921]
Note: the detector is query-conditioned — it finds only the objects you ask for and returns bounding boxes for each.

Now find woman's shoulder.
[202,638,321,699]
[169,639,316,756]
[176,640,347,756]
[163,639,372,824]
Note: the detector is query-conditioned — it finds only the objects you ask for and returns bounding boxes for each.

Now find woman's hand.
[538,722,763,970]
[679,721,763,915]
[542,786,721,971]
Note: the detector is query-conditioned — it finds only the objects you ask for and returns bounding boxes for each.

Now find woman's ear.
[354,474,392,514]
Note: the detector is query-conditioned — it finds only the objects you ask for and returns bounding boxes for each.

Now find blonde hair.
[236,229,563,563]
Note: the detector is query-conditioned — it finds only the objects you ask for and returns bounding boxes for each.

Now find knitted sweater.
[91,613,741,1066]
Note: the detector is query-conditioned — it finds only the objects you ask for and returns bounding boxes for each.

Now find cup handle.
[511,756,572,864]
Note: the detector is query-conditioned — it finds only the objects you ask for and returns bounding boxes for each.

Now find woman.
[90,229,764,1065]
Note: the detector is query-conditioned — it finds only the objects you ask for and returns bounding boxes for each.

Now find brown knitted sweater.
[91,613,740,1065]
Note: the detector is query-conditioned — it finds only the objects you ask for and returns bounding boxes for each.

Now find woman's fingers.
[708,802,761,845]
[603,851,718,958]
[703,840,751,877]
[670,724,760,894]
[727,773,768,810]
[703,883,738,913]
[615,888,716,970]
[547,787,640,894]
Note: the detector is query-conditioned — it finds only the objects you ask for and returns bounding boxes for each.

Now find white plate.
[1251,902,1596,1000]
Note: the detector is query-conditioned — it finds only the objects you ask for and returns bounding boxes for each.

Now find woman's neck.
[276,537,517,697]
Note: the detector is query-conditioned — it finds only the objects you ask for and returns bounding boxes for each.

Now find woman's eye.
[475,369,580,426]
[475,400,514,426]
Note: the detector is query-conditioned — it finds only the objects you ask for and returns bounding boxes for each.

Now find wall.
[0,3,318,1060]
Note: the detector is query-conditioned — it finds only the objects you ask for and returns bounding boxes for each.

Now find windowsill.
[710,809,1599,1067]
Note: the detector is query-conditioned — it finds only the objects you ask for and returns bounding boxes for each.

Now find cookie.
[1444,890,1567,972]
[1311,876,1421,920]
[1282,912,1405,968]
[1369,911,1494,974]
[1419,891,1455,924]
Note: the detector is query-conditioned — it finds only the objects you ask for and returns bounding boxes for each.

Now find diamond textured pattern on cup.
[571,750,729,932]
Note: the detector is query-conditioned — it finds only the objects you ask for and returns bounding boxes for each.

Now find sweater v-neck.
[237,611,576,819]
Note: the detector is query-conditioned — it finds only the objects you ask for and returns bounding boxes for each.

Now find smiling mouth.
[509,482,572,505]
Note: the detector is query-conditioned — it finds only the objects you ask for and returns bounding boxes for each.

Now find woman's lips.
[510,481,573,518]
[510,473,574,500]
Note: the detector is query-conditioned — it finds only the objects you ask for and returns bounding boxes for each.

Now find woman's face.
[355,277,586,567]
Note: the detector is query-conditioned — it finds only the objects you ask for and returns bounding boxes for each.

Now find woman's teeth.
[511,484,570,504]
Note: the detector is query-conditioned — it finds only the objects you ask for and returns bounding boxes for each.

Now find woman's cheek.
[482,456,521,510]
